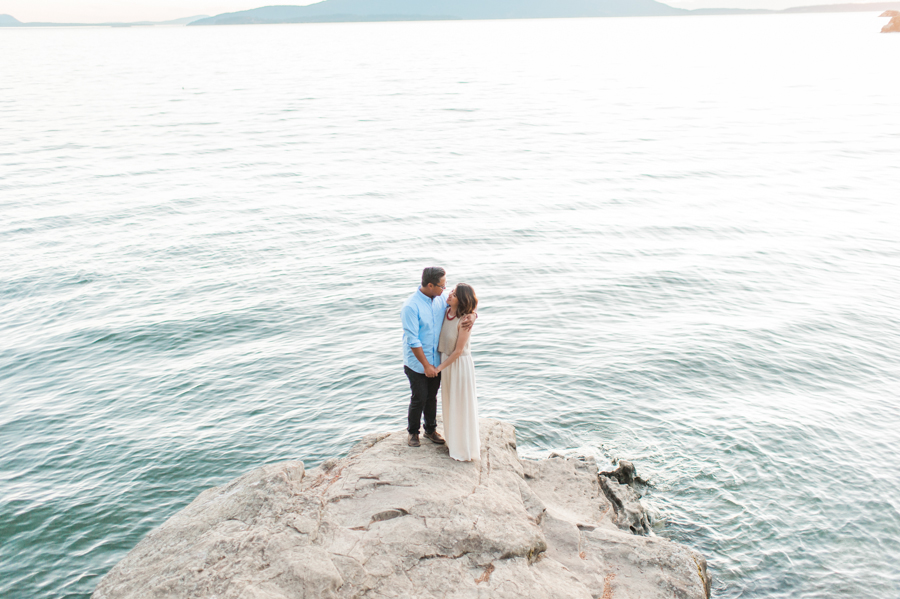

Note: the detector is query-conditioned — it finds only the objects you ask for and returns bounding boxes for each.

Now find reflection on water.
[1,12,899,599]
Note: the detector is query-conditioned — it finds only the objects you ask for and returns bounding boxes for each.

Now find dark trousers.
[405,365,441,435]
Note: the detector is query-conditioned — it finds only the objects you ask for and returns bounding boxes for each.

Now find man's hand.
[412,346,437,377]
[460,312,477,331]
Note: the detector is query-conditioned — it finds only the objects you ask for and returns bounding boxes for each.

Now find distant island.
[4,1,900,28]
[0,14,207,27]
[185,1,900,25]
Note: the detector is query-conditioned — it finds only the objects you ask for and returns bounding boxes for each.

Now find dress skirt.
[440,351,480,461]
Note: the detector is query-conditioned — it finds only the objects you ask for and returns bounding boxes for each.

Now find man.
[401,267,475,447]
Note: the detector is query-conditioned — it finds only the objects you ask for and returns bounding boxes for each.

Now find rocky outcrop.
[92,419,710,599]
[879,10,900,16]
[598,461,653,537]
[883,15,900,32]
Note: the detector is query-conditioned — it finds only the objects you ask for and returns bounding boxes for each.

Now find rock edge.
[882,14,900,32]
[93,419,710,599]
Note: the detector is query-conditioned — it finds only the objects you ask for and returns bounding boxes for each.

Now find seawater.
[1,12,899,598]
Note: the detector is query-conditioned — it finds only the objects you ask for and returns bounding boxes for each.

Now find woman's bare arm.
[436,324,472,374]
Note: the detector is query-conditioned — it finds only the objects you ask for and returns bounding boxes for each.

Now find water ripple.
[2,12,900,599]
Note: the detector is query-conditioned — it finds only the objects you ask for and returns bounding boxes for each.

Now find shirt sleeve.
[401,303,422,349]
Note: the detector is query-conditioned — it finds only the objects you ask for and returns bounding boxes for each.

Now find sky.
[0,0,876,23]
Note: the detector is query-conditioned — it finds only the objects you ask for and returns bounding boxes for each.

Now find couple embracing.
[401,267,480,461]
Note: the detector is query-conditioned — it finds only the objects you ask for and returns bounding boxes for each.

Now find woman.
[435,283,479,461]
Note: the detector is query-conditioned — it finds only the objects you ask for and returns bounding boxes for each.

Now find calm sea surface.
[1,12,899,598]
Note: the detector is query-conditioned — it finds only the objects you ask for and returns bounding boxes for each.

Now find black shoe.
[423,431,445,445]
[407,434,420,447]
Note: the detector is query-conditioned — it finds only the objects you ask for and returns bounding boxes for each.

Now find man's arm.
[411,347,437,378]
[402,303,437,377]
[460,312,477,331]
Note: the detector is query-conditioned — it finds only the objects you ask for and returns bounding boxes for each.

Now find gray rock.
[599,474,652,536]
[601,459,637,485]
[93,419,710,599]
[599,460,655,535]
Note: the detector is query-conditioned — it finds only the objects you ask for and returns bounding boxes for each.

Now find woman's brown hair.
[454,283,478,317]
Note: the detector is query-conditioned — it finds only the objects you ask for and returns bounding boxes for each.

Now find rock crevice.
[93,419,710,599]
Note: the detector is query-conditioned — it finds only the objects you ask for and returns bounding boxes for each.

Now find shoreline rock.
[882,15,900,32]
[92,419,710,599]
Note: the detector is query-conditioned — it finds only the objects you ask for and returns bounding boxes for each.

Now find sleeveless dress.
[438,311,480,461]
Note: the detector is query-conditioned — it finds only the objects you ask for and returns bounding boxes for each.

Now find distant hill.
[156,15,210,25]
[6,2,900,29]
[781,2,900,12]
[0,14,208,27]
[187,0,687,26]
[691,2,900,14]
[188,0,900,25]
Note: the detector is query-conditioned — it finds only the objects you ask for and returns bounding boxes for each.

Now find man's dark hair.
[421,267,446,288]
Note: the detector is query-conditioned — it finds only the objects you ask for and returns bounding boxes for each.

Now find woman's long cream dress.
[438,311,480,461]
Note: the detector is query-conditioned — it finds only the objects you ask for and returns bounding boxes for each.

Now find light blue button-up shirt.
[401,288,448,374]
